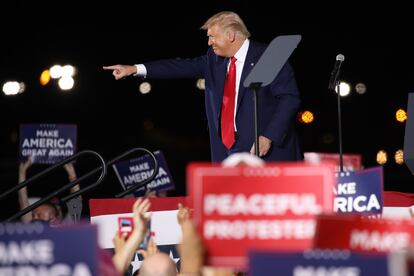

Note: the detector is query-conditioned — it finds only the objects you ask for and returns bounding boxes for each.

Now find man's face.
[32,204,58,223]
[207,24,232,57]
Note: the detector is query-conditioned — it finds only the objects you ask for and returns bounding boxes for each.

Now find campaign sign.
[112,150,175,197]
[0,222,97,275]
[19,124,77,164]
[249,250,405,276]
[314,214,414,253]
[304,152,362,172]
[187,162,335,268]
[90,197,186,275]
[334,167,383,214]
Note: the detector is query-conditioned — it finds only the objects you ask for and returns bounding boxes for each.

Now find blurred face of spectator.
[32,204,58,223]
[139,252,176,276]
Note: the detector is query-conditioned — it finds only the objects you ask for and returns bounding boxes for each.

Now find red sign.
[187,162,335,268]
[314,214,414,252]
[304,152,362,172]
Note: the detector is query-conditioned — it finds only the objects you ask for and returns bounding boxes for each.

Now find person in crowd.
[18,158,79,223]
[103,11,302,163]
[139,252,177,276]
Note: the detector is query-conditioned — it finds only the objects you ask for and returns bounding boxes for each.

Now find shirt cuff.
[134,64,147,77]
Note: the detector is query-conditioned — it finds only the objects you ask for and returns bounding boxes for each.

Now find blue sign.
[249,250,402,276]
[334,167,383,214]
[19,124,77,164]
[112,150,175,196]
[0,222,98,275]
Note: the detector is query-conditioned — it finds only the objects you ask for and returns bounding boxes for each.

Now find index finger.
[102,65,118,70]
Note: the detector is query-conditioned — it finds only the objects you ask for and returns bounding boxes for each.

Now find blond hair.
[201,11,251,38]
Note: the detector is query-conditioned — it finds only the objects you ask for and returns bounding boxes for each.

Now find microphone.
[328,54,345,90]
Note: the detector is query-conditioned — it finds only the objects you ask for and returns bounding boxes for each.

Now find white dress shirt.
[231,39,249,131]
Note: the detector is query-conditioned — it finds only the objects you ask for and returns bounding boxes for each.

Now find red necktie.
[221,57,237,149]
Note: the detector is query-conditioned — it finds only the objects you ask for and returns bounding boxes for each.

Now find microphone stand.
[336,80,344,172]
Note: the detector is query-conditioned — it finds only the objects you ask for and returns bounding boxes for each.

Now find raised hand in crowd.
[138,237,159,260]
[177,203,191,225]
[18,158,33,222]
[112,198,151,274]
[176,203,240,276]
[63,162,80,194]
[177,203,204,276]
[136,236,178,276]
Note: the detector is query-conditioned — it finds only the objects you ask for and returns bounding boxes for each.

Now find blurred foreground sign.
[314,214,414,253]
[187,162,335,269]
[304,152,362,172]
[334,167,384,214]
[249,250,406,276]
[0,222,97,275]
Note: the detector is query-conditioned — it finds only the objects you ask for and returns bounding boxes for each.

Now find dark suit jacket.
[144,40,303,162]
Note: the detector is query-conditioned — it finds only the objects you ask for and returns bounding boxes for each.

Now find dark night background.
[1,1,414,219]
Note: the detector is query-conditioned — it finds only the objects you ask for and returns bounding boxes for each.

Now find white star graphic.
[169,249,180,272]
[131,253,143,275]
[130,250,180,275]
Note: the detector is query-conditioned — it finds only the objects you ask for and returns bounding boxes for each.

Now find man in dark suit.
[104,11,302,162]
